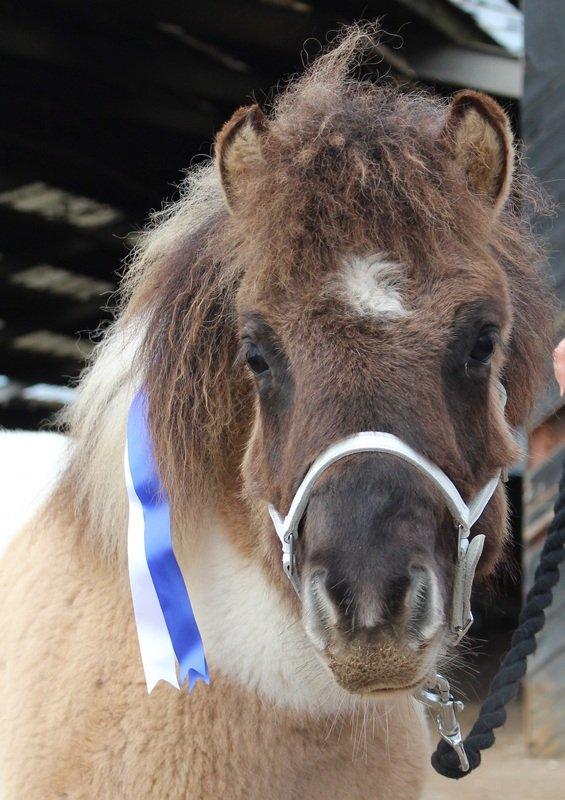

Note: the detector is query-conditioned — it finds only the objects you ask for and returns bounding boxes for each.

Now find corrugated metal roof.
[447,0,523,56]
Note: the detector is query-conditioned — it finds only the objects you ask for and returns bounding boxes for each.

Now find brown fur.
[0,25,554,799]
[146,40,549,526]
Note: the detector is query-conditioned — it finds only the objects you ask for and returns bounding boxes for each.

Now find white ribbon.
[124,443,180,692]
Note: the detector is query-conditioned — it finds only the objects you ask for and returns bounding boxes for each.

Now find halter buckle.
[282,531,295,575]
[417,675,469,773]
[282,532,301,595]
[451,614,474,644]
[451,528,485,643]
[457,523,469,561]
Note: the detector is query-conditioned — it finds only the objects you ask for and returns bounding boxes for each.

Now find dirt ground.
[422,700,565,800]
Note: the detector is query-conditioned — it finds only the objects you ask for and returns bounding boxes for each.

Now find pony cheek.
[473,488,508,579]
[241,426,281,514]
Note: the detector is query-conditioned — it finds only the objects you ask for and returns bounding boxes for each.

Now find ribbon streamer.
[124,391,209,692]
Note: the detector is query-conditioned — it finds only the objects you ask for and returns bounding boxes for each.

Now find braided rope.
[432,458,565,779]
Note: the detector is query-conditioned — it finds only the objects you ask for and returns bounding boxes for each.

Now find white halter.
[268,430,501,642]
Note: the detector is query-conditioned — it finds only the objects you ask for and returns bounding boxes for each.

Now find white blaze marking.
[340,253,409,318]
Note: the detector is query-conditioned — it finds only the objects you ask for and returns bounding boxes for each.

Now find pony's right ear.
[215,104,267,210]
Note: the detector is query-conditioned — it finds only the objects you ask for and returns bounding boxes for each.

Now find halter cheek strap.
[268,431,502,643]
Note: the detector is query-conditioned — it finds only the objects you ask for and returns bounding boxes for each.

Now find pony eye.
[469,330,496,365]
[245,343,270,375]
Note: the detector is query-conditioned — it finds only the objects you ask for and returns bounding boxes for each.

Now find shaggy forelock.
[227,32,491,280]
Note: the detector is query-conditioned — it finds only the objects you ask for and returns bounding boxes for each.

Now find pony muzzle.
[301,559,445,695]
[298,469,447,693]
[268,431,501,692]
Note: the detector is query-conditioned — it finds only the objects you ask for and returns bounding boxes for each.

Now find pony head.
[66,28,553,700]
[207,32,550,694]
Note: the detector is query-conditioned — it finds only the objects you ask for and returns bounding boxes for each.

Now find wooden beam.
[0,278,112,337]
[0,6,268,108]
[395,0,495,47]
[28,0,344,61]
[0,350,84,386]
[0,205,129,282]
[404,39,523,97]
[0,323,88,386]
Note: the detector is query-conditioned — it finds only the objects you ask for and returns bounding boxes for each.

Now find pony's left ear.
[215,104,267,210]
[442,90,514,216]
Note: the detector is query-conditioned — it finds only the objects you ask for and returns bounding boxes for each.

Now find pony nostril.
[303,568,339,651]
[406,564,443,643]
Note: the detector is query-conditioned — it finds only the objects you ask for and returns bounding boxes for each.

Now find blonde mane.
[54,164,235,560]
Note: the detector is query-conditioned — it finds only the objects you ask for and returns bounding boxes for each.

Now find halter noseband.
[268,430,501,643]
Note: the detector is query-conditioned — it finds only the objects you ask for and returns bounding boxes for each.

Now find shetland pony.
[0,28,552,799]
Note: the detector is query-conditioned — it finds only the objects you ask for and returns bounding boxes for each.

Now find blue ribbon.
[127,391,209,690]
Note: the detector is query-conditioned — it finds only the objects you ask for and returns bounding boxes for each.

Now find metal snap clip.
[416,674,469,773]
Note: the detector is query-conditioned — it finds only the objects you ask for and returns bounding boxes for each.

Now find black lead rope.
[432,458,565,779]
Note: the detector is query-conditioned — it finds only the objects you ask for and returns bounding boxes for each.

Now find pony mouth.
[325,660,432,698]
[361,679,425,697]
